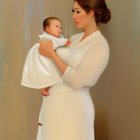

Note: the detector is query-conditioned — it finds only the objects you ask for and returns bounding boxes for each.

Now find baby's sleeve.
[39,37,49,42]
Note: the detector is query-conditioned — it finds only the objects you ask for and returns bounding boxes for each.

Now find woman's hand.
[39,39,55,58]
[39,39,67,74]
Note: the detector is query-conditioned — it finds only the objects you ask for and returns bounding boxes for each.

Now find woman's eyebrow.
[73,8,81,10]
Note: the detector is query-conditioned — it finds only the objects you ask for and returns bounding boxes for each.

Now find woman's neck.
[83,21,99,38]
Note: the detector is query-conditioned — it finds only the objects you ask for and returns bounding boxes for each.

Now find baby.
[21,17,70,95]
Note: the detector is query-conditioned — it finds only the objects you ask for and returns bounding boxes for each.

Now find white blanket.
[21,33,68,89]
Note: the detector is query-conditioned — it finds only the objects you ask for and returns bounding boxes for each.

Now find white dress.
[36,30,109,140]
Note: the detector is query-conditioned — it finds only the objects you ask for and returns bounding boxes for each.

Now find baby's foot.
[41,87,49,96]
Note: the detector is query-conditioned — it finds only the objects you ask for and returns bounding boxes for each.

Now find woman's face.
[72,1,91,29]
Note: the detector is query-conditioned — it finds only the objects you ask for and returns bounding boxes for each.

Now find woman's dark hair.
[43,17,61,30]
[74,0,111,25]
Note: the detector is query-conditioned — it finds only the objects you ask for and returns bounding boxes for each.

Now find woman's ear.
[89,10,94,17]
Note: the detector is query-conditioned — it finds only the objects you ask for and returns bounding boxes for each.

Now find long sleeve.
[62,44,109,90]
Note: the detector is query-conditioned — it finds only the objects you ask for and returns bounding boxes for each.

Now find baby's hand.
[41,87,50,96]
[65,40,71,46]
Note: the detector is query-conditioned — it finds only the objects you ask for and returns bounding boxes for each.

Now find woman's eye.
[72,9,80,14]
[72,9,75,13]
[76,11,80,14]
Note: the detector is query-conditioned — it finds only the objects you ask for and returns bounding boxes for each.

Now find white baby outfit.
[21,32,68,89]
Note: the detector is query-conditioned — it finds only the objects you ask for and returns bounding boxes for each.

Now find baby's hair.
[43,17,61,30]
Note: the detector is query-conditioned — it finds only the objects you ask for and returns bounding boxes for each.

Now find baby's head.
[43,17,62,38]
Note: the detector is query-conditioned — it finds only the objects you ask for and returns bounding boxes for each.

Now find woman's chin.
[76,25,82,29]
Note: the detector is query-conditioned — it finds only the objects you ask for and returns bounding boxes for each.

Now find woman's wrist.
[51,51,57,59]
[50,51,67,74]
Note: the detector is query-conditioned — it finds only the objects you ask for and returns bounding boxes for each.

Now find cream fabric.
[36,30,109,140]
[21,33,68,89]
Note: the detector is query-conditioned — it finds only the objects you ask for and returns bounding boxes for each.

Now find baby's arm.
[65,40,71,46]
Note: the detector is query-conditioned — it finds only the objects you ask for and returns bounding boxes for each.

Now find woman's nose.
[72,12,76,19]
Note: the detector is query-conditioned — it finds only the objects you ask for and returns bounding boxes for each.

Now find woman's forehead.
[73,1,82,9]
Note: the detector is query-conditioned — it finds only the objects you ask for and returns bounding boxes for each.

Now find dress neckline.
[72,30,101,48]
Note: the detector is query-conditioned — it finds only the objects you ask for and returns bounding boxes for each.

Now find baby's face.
[45,19,62,37]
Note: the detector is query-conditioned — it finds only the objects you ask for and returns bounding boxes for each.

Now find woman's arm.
[62,45,109,90]
[39,39,109,90]
[51,52,67,74]
[38,40,67,74]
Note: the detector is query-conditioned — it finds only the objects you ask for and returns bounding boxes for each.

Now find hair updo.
[74,0,111,25]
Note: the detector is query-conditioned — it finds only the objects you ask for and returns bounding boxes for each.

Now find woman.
[37,0,111,140]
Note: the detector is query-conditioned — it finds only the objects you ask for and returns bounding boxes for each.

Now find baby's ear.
[44,26,50,32]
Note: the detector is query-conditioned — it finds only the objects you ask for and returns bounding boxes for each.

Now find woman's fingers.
[38,40,54,57]
[38,40,47,56]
